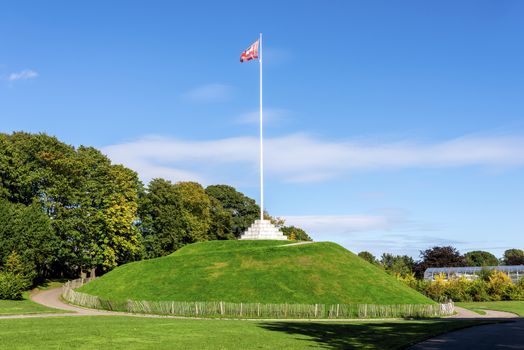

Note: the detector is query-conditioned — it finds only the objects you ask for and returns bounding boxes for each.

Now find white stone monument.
[240,219,288,240]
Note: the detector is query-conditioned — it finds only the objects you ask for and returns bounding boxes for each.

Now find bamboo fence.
[62,279,454,319]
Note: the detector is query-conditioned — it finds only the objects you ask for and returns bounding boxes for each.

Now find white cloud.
[237,108,292,125]
[283,211,450,257]
[102,133,524,185]
[181,83,232,103]
[284,213,403,234]
[8,69,38,81]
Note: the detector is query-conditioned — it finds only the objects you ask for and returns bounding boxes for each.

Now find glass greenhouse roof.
[425,265,524,274]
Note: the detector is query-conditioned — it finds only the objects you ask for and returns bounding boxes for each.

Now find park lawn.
[0,293,62,316]
[0,316,490,350]
[0,281,71,316]
[80,240,433,305]
[456,301,524,317]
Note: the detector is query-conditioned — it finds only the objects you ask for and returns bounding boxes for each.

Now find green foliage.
[207,197,235,241]
[79,240,433,305]
[502,249,524,265]
[464,251,499,267]
[280,226,312,241]
[0,272,27,300]
[380,253,414,276]
[415,246,465,277]
[0,252,36,300]
[205,185,260,237]
[0,200,57,283]
[0,132,142,276]
[404,271,524,302]
[140,179,215,258]
[358,251,378,265]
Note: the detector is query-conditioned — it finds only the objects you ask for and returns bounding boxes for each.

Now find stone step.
[239,219,288,241]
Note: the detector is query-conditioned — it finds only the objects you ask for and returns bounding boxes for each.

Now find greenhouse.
[424,265,524,282]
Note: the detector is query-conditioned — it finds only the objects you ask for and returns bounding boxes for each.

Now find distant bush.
[0,272,28,300]
[399,272,524,302]
[0,252,34,300]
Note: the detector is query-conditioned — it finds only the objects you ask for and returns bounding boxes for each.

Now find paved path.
[30,287,110,315]
[409,318,524,349]
[0,288,118,319]
[450,306,518,319]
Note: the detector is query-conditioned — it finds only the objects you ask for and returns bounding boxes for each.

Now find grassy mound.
[79,240,433,305]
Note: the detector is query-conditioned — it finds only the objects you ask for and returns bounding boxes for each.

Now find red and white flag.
[240,39,259,63]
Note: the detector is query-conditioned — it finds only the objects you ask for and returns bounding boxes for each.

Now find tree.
[141,179,213,257]
[502,249,524,265]
[415,246,465,278]
[380,253,415,276]
[0,132,143,276]
[207,197,234,241]
[205,185,259,237]
[358,251,378,265]
[0,199,58,283]
[280,226,312,241]
[464,251,499,267]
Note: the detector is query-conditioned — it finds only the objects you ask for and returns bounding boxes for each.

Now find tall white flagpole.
[259,32,264,221]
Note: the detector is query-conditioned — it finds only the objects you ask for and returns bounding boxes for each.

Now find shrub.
[399,270,524,302]
[0,272,27,300]
[487,271,513,301]
[466,279,491,302]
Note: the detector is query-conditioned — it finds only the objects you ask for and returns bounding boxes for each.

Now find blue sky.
[2,0,524,259]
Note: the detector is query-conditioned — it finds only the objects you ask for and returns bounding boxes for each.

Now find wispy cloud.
[284,212,404,234]
[8,69,38,81]
[181,83,233,103]
[283,210,451,257]
[102,132,524,185]
[237,108,292,125]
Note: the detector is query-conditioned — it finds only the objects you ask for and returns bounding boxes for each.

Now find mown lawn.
[0,294,61,316]
[456,301,524,317]
[0,281,70,316]
[0,316,488,350]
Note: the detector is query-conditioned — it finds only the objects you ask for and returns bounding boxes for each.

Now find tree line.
[0,132,311,298]
[358,246,524,279]
[358,246,524,302]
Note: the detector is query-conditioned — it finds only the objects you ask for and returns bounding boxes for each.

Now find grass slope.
[0,316,487,350]
[80,240,433,305]
[456,301,524,317]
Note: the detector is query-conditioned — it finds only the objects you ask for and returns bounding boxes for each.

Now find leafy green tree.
[207,197,234,240]
[464,251,499,267]
[502,249,524,265]
[0,132,142,276]
[141,179,213,257]
[358,251,378,265]
[380,253,415,276]
[280,226,312,241]
[0,200,58,283]
[205,185,259,237]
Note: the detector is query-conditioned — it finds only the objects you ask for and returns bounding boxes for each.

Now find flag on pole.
[240,39,260,63]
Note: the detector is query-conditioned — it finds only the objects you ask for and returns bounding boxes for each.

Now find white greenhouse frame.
[424,265,524,282]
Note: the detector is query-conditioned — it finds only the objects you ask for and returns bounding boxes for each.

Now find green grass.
[79,240,433,305]
[0,316,490,349]
[0,280,71,316]
[0,292,62,316]
[456,301,524,316]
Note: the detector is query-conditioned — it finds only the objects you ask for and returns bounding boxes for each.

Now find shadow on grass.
[258,320,473,350]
